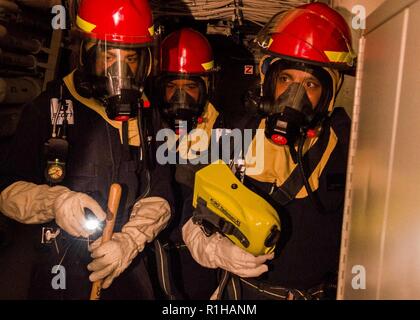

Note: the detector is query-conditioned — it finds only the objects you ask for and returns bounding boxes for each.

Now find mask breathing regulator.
[75,73,144,122]
[262,82,318,154]
[258,60,333,163]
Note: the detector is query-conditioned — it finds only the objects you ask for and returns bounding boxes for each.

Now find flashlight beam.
[90,183,122,300]
[85,218,100,231]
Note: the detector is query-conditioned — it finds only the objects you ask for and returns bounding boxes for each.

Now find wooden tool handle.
[90,183,122,300]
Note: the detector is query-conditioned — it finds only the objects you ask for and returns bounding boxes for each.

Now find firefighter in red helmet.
[74,0,155,121]
[157,28,219,135]
[182,3,355,300]
[0,0,173,299]
[154,28,226,299]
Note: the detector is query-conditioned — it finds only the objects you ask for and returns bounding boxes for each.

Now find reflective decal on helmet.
[324,50,355,65]
[76,15,96,33]
[201,60,215,72]
[148,26,155,37]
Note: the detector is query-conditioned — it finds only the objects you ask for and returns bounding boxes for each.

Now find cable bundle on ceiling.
[150,0,310,26]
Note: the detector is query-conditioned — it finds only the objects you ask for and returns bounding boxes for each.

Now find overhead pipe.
[0,76,41,104]
[0,48,37,69]
[0,28,42,54]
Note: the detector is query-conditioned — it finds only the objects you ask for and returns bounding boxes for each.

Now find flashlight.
[85,218,100,231]
[85,209,103,231]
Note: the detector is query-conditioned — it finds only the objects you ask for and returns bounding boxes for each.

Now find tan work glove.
[87,197,171,289]
[0,181,106,237]
[182,218,274,278]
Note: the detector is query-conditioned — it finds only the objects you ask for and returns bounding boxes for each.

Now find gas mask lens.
[265,68,323,114]
[90,42,152,121]
[100,47,148,96]
[105,59,137,96]
[162,76,207,131]
[262,66,325,146]
[165,80,200,113]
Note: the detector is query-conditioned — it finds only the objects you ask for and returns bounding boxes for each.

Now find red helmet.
[161,28,214,75]
[76,0,154,45]
[256,3,355,70]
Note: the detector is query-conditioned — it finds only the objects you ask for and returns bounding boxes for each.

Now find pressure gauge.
[45,159,66,184]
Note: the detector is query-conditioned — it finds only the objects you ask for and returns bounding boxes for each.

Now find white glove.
[0,181,106,237]
[87,232,137,289]
[53,190,106,238]
[182,218,274,278]
[87,196,171,288]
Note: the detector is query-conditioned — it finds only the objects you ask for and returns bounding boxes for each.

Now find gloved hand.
[87,196,171,288]
[87,232,136,289]
[53,190,106,238]
[0,181,106,237]
[182,218,274,278]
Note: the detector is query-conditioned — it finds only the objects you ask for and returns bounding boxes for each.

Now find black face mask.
[260,60,334,146]
[162,87,202,133]
[104,88,141,121]
[263,82,316,147]
[74,65,142,122]
[158,75,209,132]
[164,88,200,116]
